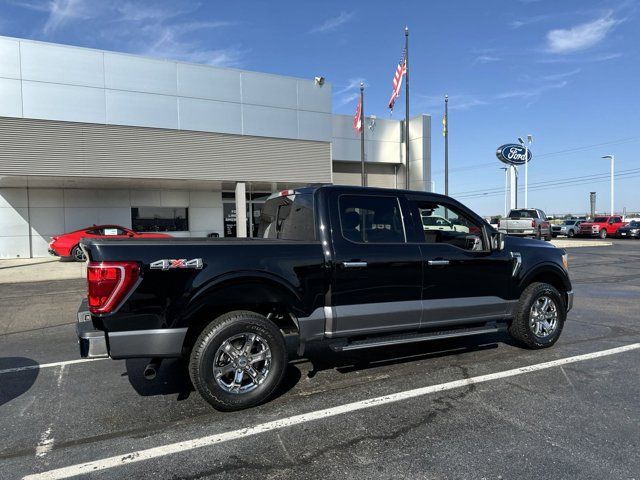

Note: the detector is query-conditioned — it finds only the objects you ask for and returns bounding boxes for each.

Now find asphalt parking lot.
[1,238,639,479]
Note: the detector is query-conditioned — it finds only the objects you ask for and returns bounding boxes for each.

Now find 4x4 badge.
[150,259,203,270]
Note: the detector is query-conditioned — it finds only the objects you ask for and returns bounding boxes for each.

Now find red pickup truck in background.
[578,216,625,239]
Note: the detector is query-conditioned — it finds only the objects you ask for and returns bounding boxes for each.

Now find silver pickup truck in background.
[498,208,552,241]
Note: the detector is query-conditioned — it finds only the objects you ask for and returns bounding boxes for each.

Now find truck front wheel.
[599,229,607,239]
[189,310,288,411]
[508,282,565,349]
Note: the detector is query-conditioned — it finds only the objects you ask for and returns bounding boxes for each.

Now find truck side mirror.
[490,231,505,251]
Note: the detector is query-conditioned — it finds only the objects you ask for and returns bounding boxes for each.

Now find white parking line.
[23,342,640,480]
[0,358,106,375]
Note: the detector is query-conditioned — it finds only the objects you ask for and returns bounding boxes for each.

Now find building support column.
[235,182,247,238]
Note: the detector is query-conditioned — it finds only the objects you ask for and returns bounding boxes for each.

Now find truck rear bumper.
[76,302,187,359]
[77,306,109,358]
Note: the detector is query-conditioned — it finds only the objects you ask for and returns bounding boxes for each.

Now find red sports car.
[48,225,171,261]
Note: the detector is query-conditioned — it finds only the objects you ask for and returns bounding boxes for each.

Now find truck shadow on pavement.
[124,357,302,403]
[0,357,39,406]
[122,333,511,404]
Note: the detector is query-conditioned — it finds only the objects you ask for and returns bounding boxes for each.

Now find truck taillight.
[87,261,140,314]
[531,220,536,227]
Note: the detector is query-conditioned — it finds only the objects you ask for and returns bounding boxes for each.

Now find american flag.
[353,96,362,133]
[388,48,407,111]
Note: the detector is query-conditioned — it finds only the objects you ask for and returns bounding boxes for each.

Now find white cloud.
[473,55,500,65]
[137,19,242,66]
[417,94,487,111]
[546,14,619,53]
[334,77,367,106]
[310,11,354,33]
[9,0,245,66]
[42,0,94,35]
[495,80,569,100]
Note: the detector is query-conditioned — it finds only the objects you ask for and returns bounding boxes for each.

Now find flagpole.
[404,26,410,190]
[360,82,366,187]
[444,94,449,196]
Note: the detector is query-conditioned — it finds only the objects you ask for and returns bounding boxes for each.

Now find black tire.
[568,229,575,238]
[536,228,542,240]
[71,245,86,262]
[599,229,607,239]
[189,310,287,411]
[544,231,552,241]
[508,282,565,349]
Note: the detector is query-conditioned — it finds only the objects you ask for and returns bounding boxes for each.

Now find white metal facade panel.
[0,37,20,79]
[20,42,104,87]
[298,111,332,142]
[106,90,178,129]
[297,81,332,113]
[177,63,241,102]
[241,72,298,109]
[22,81,106,124]
[178,97,242,134]
[242,104,298,139]
[0,78,22,117]
[104,53,177,96]
[0,36,340,144]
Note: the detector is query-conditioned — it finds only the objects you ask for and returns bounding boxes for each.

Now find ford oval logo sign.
[496,144,532,165]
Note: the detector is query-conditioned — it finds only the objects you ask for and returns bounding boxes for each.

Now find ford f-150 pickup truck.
[498,208,552,241]
[77,185,573,411]
[577,215,625,239]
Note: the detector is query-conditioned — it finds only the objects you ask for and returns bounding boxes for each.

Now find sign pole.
[524,143,528,208]
[360,83,366,187]
[404,26,410,190]
[444,95,448,196]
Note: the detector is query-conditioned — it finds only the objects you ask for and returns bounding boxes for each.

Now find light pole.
[602,155,615,215]
[518,135,533,208]
[500,167,508,217]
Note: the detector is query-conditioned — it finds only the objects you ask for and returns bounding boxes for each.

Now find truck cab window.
[339,195,405,243]
[413,201,484,251]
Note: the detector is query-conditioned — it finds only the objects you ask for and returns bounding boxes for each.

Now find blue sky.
[1,0,639,216]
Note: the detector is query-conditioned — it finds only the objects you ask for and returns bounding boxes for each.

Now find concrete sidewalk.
[551,239,612,248]
[0,258,86,284]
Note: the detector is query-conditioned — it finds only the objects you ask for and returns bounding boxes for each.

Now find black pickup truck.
[77,185,573,411]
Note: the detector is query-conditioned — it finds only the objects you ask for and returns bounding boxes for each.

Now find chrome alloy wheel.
[213,333,272,394]
[529,295,559,337]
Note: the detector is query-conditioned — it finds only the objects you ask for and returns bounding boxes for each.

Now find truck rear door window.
[339,195,406,243]
[258,194,315,240]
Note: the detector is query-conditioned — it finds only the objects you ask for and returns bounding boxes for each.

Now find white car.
[422,215,470,233]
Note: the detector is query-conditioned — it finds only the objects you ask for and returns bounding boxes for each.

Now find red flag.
[388,48,407,111]
[353,96,362,132]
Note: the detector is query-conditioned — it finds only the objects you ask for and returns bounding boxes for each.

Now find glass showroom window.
[131,207,189,232]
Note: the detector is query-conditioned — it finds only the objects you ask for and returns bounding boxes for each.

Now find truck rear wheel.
[189,311,287,411]
[508,282,565,349]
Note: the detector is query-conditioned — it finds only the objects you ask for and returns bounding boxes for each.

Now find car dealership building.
[0,35,431,258]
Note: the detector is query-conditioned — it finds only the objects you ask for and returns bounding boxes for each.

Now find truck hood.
[578,222,598,228]
[504,235,556,249]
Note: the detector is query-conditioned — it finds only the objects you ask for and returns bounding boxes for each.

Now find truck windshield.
[258,194,316,240]
[509,210,538,218]
[593,217,608,223]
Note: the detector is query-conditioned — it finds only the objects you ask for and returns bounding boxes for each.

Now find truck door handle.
[341,261,368,268]
[427,260,450,266]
